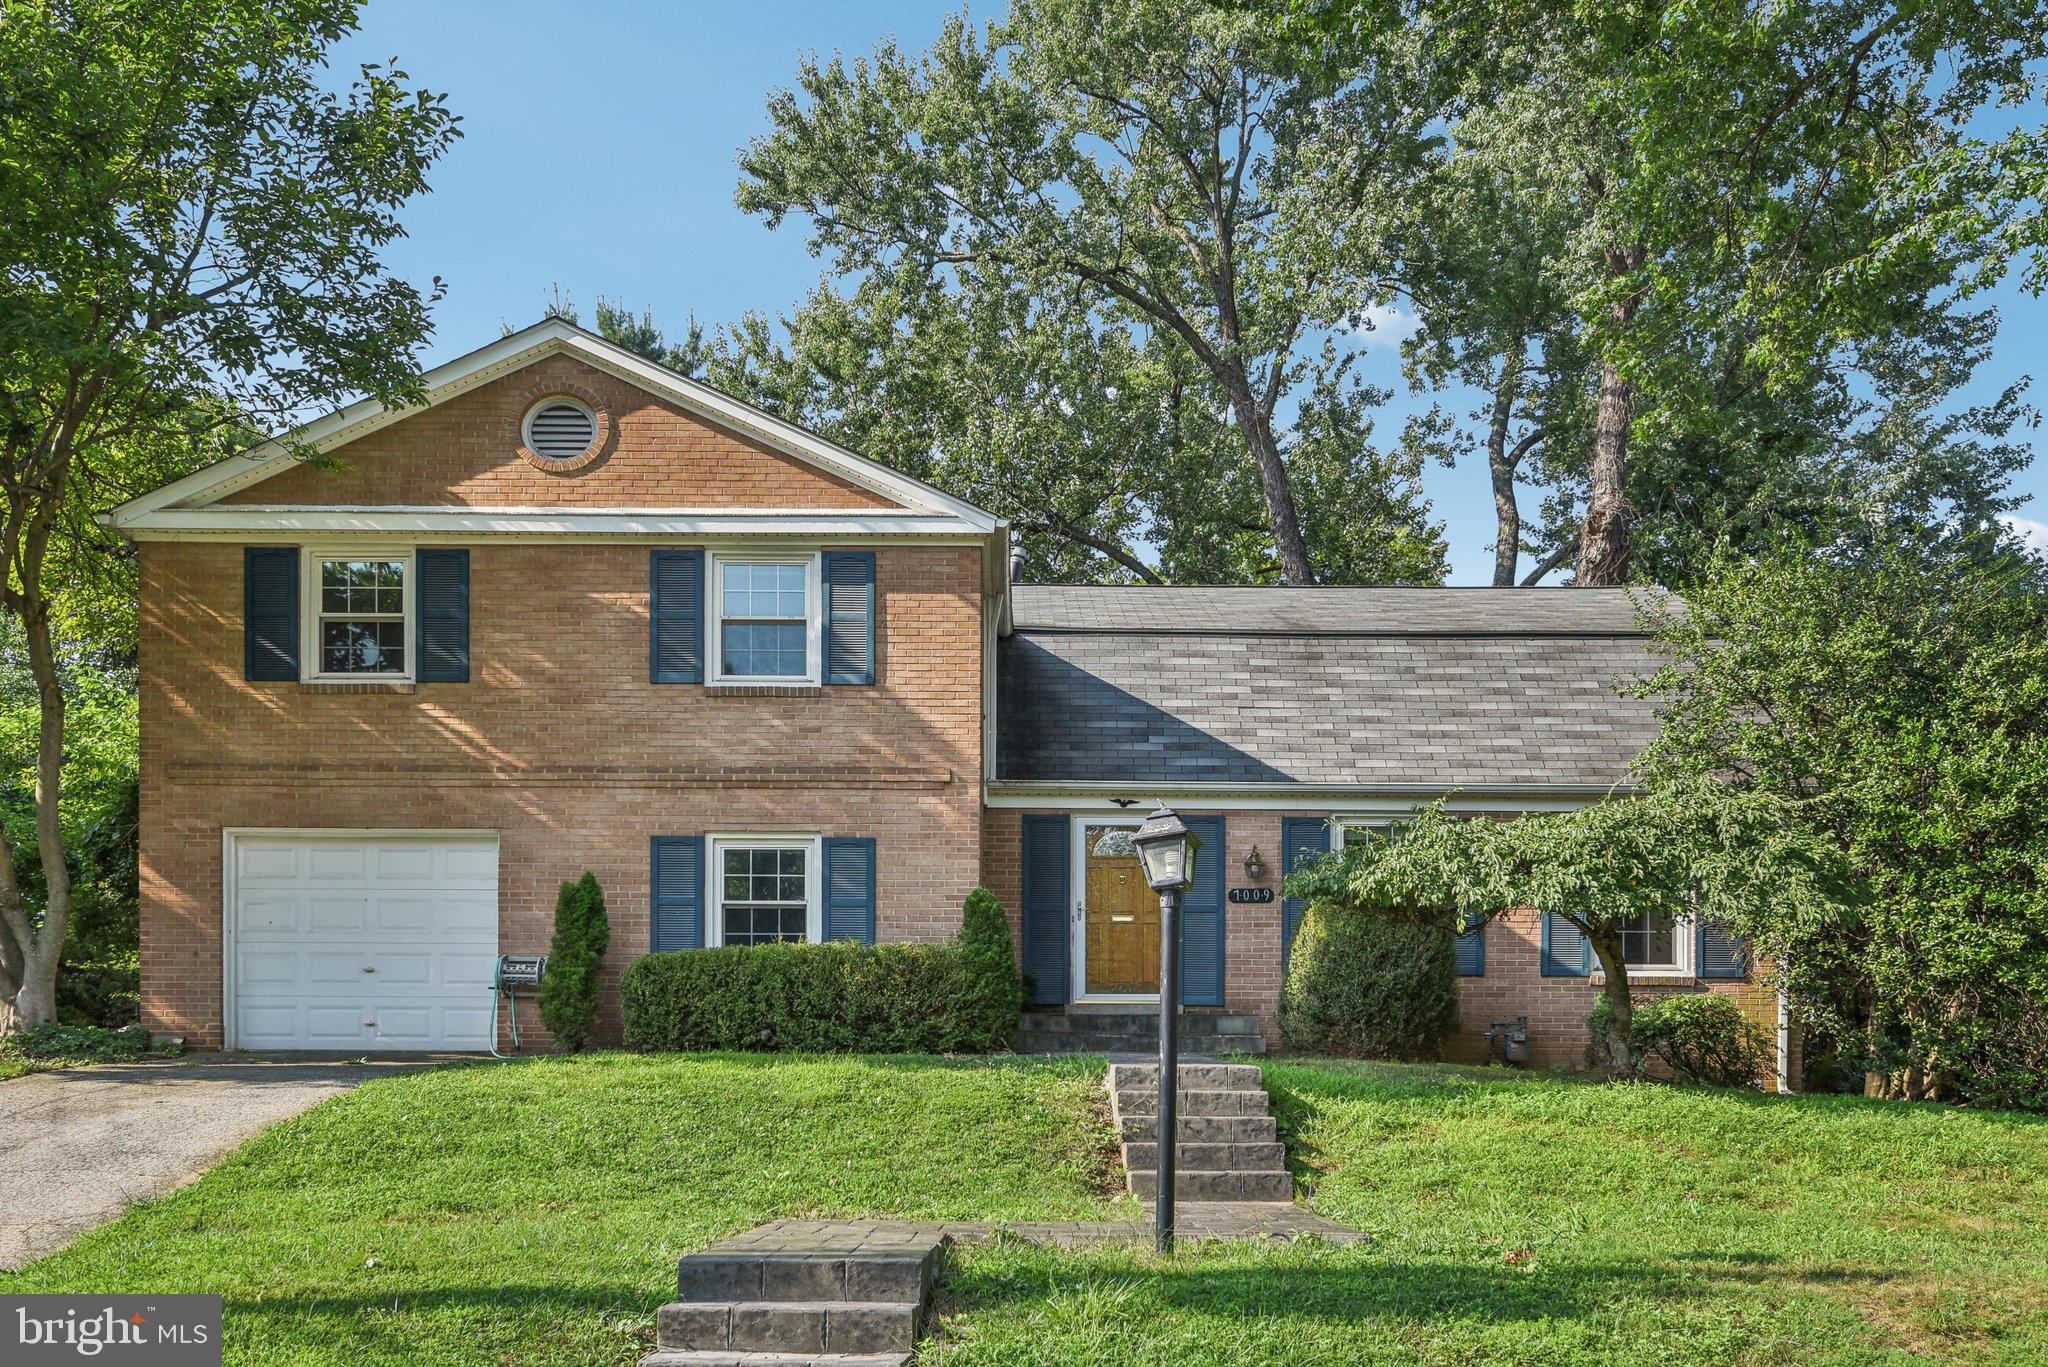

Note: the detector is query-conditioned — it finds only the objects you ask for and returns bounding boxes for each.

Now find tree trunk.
[1487,343,1526,587]
[1212,366,1315,585]
[1574,249,1645,588]
[1589,931,1637,1079]
[3,594,73,1034]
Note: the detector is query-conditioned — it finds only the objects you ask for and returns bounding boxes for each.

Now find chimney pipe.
[1009,549,1026,584]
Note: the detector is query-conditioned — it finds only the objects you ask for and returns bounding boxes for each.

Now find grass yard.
[927,1059,2048,1366]
[0,1052,1123,1364]
[10,1052,2047,1365]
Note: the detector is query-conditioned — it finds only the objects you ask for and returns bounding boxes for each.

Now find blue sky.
[331,0,2045,583]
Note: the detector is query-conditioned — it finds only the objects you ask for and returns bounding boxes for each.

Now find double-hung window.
[709,835,822,945]
[710,552,820,685]
[308,551,412,680]
[1620,908,1684,972]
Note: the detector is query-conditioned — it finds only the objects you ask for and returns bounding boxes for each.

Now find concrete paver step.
[1115,1113,1278,1144]
[1125,1168,1294,1202]
[657,1300,918,1355]
[678,1250,936,1304]
[640,1353,909,1367]
[1112,1087,1270,1117]
[1120,1140,1287,1171]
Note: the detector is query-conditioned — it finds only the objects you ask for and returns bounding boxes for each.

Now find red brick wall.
[218,354,894,509]
[982,806,1782,1077]
[1447,907,1781,1075]
[139,540,985,1048]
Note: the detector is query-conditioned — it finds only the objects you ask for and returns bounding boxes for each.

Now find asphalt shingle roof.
[997,586,1667,788]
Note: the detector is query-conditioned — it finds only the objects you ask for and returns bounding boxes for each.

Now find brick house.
[108,320,1786,1081]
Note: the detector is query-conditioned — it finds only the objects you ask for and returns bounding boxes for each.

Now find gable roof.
[102,318,1001,535]
[996,584,1665,793]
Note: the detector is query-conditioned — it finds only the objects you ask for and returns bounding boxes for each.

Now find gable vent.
[523,400,596,460]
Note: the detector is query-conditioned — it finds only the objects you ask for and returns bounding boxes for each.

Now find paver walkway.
[0,1053,460,1270]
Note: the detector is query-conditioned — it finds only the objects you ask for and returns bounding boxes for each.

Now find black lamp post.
[1131,802,1199,1255]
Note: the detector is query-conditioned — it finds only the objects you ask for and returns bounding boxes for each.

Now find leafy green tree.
[1285,783,1849,1077]
[539,872,609,1053]
[737,0,1443,584]
[1293,0,2047,585]
[0,0,458,1032]
[1638,543,2048,1107]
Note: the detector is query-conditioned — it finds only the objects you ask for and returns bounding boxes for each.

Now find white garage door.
[229,832,498,1050]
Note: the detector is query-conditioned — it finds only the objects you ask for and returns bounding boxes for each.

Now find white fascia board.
[983,781,1627,812]
[103,319,1001,531]
[114,505,992,541]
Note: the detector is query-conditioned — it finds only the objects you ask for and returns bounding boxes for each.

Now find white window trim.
[705,833,824,946]
[706,549,823,687]
[302,547,415,684]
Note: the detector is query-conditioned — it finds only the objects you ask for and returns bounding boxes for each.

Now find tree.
[1283,783,1848,1077]
[737,0,1443,584]
[1291,0,2047,585]
[0,0,458,1032]
[538,872,609,1053]
[1637,542,2048,1107]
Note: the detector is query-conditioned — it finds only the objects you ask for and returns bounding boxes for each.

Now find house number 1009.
[1227,887,1275,904]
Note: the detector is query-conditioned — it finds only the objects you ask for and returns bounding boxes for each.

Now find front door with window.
[1082,824,1161,995]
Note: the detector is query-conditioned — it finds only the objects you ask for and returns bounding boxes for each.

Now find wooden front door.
[1083,824,1162,995]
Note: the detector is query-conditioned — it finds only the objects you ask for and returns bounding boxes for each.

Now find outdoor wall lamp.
[1241,844,1265,881]
[1131,803,1199,1254]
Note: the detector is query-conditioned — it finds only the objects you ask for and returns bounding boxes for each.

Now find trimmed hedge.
[621,888,1022,1053]
[1280,902,1458,1058]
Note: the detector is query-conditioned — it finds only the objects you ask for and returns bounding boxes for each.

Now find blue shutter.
[1179,814,1226,1006]
[650,836,704,951]
[650,549,704,683]
[1019,814,1070,1006]
[1454,914,1486,976]
[1280,816,1328,963]
[1540,911,1592,977]
[1698,918,1750,979]
[243,547,299,681]
[415,548,470,682]
[822,551,876,685]
[824,837,878,943]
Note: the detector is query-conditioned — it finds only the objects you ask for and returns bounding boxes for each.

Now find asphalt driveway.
[0,1054,466,1270]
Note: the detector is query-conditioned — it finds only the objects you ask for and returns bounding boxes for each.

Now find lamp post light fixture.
[1131,802,1200,1255]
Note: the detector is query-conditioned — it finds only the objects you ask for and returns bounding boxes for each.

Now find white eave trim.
[101,319,1000,532]
[984,780,1631,812]
[109,506,994,540]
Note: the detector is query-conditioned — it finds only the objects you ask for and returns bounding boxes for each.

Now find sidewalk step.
[1125,1168,1294,1202]
[1120,1140,1287,1172]
[677,1250,936,1304]
[1108,1061,1265,1091]
[641,1354,909,1367]
[656,1300,918,1355]
[1115,1113,1278,1144]
[1112,1087,1269,1117]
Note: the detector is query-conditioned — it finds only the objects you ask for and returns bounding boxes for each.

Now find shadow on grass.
[942,1248,1907,1331]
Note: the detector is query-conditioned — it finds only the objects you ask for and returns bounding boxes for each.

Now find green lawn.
[10,1053,2046,1365]
[0,1052,1124,1364]
[927,1059,2048,1365]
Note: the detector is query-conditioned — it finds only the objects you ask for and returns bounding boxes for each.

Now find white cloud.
[1345,303,1419,351]
[2000,514,2048,560]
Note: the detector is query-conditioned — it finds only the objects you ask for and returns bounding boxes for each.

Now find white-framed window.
[706,834,823,946]
[708,550,822,685]
[304,549,414,681]
[1621,908,1686,972]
